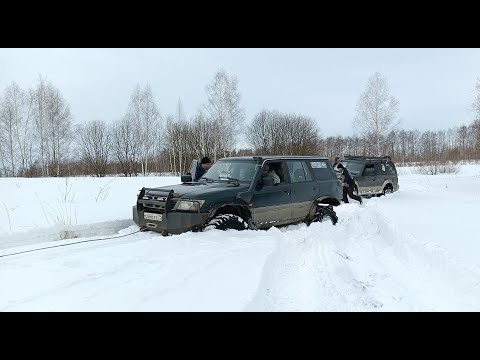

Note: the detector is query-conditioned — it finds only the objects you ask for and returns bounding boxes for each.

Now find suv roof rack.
[344,155,392,163]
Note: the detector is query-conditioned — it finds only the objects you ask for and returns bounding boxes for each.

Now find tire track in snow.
[245,203,480,311]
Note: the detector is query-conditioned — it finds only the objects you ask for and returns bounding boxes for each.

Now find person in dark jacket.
[337,163,362,204]
[194,156,213,181]
[333,157,340,168]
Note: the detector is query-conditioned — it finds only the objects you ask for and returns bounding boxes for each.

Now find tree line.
[1,71,480,178]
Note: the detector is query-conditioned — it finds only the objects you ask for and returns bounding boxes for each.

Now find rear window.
[308,160,333,180]
[340,161,364,175]
[385,163,397,175]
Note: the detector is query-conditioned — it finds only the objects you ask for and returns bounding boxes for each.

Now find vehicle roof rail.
[344,155,393,163]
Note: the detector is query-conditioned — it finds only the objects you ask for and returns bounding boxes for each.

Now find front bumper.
[133,205,209,235]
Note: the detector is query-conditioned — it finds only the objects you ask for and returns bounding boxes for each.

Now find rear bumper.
[133,205,209,235]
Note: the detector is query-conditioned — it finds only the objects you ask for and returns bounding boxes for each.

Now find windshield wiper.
[217,177,240,186]
[200,177,215,182]
[227,177,240,186]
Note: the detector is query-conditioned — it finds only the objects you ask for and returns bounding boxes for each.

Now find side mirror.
[181,174,193,183]
[262,176,274,187]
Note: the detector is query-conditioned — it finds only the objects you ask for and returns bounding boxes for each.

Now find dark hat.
[201,156,211,164]
[336,163,344,169]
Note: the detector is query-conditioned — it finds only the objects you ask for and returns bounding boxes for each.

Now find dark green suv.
[133,156,342,236]
[337,155,399,196]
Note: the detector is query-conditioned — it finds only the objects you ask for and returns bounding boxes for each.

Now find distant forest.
[1,71,479,177]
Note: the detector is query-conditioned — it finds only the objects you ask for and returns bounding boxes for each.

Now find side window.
[269,162,286,183]
[375,163,386,175]
[363,164,375,176]
[309,160,333,180]
[385,163,397,175]
[286,161,307,183]
[301,161,312,181]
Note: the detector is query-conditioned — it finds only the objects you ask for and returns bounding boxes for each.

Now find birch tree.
[204,69,245,161]
[473,77,480,120]
[353,72,400,156]
[0,82,22,176]
[31,75,72,176]
[125,84,161,176]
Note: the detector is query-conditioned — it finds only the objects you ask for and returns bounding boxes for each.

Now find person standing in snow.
[337,163,362,204]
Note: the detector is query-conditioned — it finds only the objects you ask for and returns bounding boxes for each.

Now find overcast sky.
[1,48,479,137]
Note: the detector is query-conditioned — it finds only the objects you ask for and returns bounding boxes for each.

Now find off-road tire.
[309,205,338,225]
[382,186,393,195]
[202,214,249,231]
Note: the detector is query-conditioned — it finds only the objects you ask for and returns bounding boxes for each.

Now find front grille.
[137,188,176,214]
[142,198,177,212]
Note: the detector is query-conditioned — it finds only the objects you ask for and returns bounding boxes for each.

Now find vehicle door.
[250,161,292,228]
[286,160,317,222]
[309,159,340,200]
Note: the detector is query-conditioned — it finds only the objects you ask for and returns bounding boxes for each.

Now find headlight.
[175,200,205,212]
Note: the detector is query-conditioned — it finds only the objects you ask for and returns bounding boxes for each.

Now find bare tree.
[246,109,275,154]
[125,84,161,176]
[111,115,140,176]
[288,114,321,155]
[46,86,72,176]
[471,120,480,159]
[174,99,189,174]
[457,125,468,160]
[76,120,111,177]
[0,83,34,177]
[0,82,23,176]
[31,75,73,177]
[204,69,245,161]
[473,77,480,120]
[0,123,7,176]
[246,110,321,155]
[163,115,191,175]
[190,109,216,160]
[353,72,400,156]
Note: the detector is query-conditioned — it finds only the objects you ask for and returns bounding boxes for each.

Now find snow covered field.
[1,165,479,311]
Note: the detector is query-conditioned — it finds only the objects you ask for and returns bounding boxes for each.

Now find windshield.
[200,160,258,182]
[340,161,364,175]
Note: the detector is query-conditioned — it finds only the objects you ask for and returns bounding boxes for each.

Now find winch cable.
[0,229,142,259]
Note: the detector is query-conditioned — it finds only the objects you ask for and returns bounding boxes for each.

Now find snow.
[1,165,480,311]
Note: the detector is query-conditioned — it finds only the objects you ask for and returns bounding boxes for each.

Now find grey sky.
[1,48,479,137]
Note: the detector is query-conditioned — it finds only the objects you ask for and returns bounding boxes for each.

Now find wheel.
[383,186,393,195]
[309,205,338,225]
[202,214,249,231]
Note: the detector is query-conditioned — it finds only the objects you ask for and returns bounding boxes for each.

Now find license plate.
[144,212,162,221]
